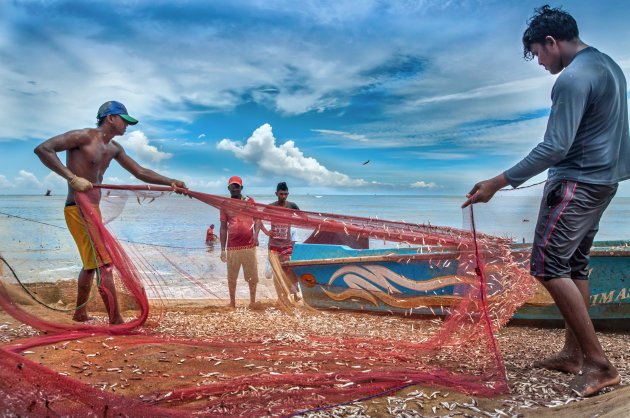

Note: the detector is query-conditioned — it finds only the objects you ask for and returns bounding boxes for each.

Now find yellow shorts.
[64,205,112,270]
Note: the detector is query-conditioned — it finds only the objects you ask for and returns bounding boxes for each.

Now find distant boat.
[315,195,323,198]
[45,190,51,196]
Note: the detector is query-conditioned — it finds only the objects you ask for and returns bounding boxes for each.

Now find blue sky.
[1,0,630,196]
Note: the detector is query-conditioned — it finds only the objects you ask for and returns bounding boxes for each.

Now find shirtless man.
[463,6,628,396]
[34,100,187,324]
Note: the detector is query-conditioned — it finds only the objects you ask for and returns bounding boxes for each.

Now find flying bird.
[362,160,370,165]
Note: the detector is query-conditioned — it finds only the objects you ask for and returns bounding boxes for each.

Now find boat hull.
[287,244,481,316]
[285,242,630,327]
[511,242,630,328]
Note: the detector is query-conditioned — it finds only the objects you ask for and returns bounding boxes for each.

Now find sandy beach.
[1,286,629,416]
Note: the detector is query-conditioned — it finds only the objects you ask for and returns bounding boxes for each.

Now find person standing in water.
[206,224,217,244]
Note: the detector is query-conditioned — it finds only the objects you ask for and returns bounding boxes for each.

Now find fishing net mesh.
[0,185,537,416]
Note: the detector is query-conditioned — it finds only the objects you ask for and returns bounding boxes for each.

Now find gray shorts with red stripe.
[530,180,617,280]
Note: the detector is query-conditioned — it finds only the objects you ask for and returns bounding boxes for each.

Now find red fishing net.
[0,185,537,415]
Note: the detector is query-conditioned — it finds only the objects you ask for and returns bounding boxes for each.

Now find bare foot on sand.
[569,362,620,397]
[109,316,124,325]
[249,302,264,310]
[533,353,582,374]
[72,313,95,322]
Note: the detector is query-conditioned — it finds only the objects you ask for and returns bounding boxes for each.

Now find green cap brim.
[120,114,139,125]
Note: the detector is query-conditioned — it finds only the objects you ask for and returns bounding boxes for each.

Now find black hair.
[522,5,579,60]
[276,182,288,192]
[96,101,113,127]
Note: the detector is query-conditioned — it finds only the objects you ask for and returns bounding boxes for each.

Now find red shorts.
[269,245,292,261]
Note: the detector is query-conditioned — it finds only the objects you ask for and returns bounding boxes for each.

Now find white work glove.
[69,176,93,192]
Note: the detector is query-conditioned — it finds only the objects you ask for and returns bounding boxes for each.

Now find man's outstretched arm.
[114,143,186,188]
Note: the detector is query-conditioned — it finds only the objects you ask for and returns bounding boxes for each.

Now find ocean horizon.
[2,192,629,291]
[2,191,629,241]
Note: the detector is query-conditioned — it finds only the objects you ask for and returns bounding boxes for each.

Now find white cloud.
[456,117,549,157]
[185,178,226,189]
[43,171,67,190]
[117,130,173,164]
[410,180,437,189]
[0,172,64,194]
[217,123,368,187]
[180,141,206,147]
[15,170,42,192]
[408,76,553,108]
[0,175,11,188]
[311,129,369,142]
[104,177,125,185]
[2,2,630,196]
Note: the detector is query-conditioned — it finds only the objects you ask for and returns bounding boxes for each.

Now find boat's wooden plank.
[284,251,461,266]
[287,242,630,326]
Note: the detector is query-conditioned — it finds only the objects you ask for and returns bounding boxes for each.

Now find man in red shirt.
[220,176,260,308]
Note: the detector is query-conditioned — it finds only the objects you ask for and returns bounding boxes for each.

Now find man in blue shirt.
[463,5,628,396]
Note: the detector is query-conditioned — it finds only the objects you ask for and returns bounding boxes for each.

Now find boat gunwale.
[284,248,461,267]
[285,242,630,267]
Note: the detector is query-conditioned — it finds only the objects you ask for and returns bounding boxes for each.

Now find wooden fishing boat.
[283,241,630,329]
[511,241,630,329]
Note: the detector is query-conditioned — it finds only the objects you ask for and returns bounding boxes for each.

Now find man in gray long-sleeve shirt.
[463,5,628,397]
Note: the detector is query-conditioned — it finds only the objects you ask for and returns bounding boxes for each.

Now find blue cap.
[97,101,138,125]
